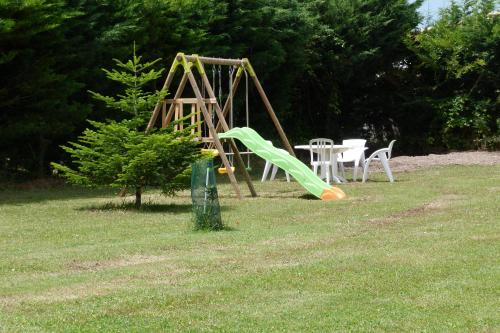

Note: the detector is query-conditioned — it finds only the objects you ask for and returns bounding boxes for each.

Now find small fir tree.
[52,48,200,208]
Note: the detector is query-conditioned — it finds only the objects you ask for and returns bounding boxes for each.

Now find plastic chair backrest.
[387,140,396,159]
[341,139,366,161]
[309,138,334,164]
[342,139,366,147]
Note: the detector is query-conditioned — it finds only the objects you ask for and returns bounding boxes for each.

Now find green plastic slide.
[219,127,345,201]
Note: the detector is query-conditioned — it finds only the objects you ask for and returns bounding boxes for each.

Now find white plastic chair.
[337,139,367,181]
[261,141,290,182]
[362,140,396,183]
[309,138,334,184]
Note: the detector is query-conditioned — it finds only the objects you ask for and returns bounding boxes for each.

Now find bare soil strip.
[387,151,500,172]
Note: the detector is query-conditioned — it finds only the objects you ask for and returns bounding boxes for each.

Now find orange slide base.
[320,187,347,201]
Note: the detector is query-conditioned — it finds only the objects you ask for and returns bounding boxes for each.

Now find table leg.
[319,152,327,179]
[331,153,346,183]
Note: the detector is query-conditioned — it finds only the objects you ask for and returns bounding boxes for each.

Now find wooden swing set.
[146,53,295,200]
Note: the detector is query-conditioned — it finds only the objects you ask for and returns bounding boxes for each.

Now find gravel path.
[384,151,500,172]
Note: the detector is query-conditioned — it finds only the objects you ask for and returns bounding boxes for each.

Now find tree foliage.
[296,0,422,143]
[1,0,498,179]
[409,0,499,149]
[51,50,200,208]
[0,1,88,178]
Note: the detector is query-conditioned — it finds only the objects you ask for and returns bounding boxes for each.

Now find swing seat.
[201,148,219,157]
[218,167,235,174]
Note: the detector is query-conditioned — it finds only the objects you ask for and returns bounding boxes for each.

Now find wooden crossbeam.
[184,55,243,66]
[164,98,217,104]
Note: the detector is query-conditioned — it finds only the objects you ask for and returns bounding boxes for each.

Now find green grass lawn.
[1,165,499,332]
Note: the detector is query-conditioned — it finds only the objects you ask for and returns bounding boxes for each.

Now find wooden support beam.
[161,101,167,128]
[179,101,184,130]
[146,67,177,133]
[208,103,213,139]
[201,137,214,143]
[196,103,202,136]
[165,73,188,127]
[251,73,296,157]
[186,71,243,200]
[191,104,196,134]
[196,63,258,198]
[184,55,243,66]
[174,104,179,131]
[165,98,217,104]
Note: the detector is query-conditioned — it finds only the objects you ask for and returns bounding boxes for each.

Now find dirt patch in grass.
[0,279,131,308]
[470,235,500,242]
[67,254,175,272]
[367,195,465,226]
[385,151,500,173]
[1,258,188,307]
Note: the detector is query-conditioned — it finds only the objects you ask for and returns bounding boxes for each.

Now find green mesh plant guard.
[191,158,223,230]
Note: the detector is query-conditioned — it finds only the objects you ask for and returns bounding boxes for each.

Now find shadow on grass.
[361,179,402,183]
[298,193,320,200]
[193,225,238,233]
[0,185,115,206]
[81,202,192,213]
[79,201,234,214]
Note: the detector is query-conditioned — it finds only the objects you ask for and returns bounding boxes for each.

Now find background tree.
[1,0,498,181]
[52,51,200,208]
[207,0,314,138]
[296,0,422,146]
[0,1,88,178]
[408,0,499,150]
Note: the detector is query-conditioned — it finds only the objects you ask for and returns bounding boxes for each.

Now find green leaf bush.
[52,47,200,208]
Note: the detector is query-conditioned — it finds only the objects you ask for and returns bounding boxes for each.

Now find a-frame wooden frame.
[146,53,295,200]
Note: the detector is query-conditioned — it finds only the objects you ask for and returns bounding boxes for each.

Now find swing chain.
[228,65,236,131]
[218,65,222,106]
[244,68,251,169]
[212,65,216,95]
[227,65,236,164]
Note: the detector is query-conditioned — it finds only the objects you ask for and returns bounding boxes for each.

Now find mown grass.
[0,165,499,332]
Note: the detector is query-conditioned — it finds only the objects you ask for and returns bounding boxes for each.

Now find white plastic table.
[294,144,351,183]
